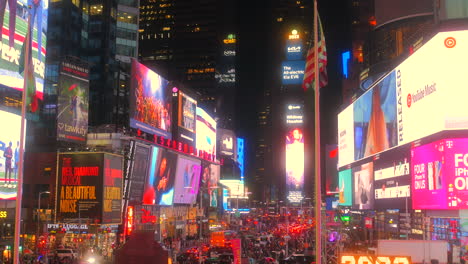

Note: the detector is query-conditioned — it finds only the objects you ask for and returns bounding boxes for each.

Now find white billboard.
[338,30,468,168]
[196,107,217,161]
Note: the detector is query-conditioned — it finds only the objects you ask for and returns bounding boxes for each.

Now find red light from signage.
[340,255,411,264]
[329,148,338,158]
[141,208,157,224]
[127,206,134,236]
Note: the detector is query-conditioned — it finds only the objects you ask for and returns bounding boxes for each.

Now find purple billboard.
[412,138,468,209]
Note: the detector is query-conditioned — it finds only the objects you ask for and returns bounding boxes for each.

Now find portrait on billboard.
[57,62,89,143]
[154,150,177,205]
[173,156,201,204]
[142,146,161,205]
[285,128,304,203]
[353,162,374,209]
[354,71,397,161]
[130,59,172,138]
[0,111,23,199]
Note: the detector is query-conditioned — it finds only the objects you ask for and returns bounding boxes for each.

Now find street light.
[37,191,50,252]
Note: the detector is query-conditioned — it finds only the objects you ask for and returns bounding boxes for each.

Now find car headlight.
[87,257,96,264]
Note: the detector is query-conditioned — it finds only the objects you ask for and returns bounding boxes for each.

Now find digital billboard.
[0,110,22,199]
[57,61,89,143]
[325,145,339,195]
[129,143,151,203]
[56,153,123,224]
[412,138,468,209]
[218,128,236,157]
[155,150,177,205]
[130,59,172,138]
[176,90,196,147]
[285,39,303,61]
[282,60,305,85]
[338,30,468,168]
[199,161,211,208]
[285,103,303,126]
[353,162,374,209]
[209,164,220,207]
[173,156,201,204]
[286,128,304,203]
[373,147,411,210]
[353,71,397,161]
[102,154,123,224]
[196,107,216,161]
[0,0,48,108]
[237,138,244,180]
[338,169,352,206]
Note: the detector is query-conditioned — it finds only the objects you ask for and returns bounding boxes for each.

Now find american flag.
[302,16,328,91]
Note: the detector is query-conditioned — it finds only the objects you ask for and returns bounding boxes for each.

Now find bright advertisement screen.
[102,154,123,224]
[286,128,304,203]
[237,137,244,179]
[129,143,151,203]
[282,60,305,85]
[338,104,354,167]
[209,164,220,207]
[353,162,374,209]
[0,111,23,199]
[285,39,303,61]
[353,71,397,161]
[412,138,468,209]
[57,61,89,143]
[199,162,210,208]
[373,147,411,210]
[173,156,201,204]
[196,107,216,160]
[0,0,48,104]
[220,179,244,197]
[218,128,236,157]
[338,169,352,206]
[130,59,172,138]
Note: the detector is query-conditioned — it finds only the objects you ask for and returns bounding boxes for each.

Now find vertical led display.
[353,162,374,210]
[56,61,89,143]
[285,128,304,203]
[338,169,352,206]
[173,156,201,204]
[199,161,211,208]
[130,59,172,138]
[237,137,244,180]
[0,110,23,199]
[209,164,220,207]
[129,143,151,203]
[0,0,48,108]
[196,107,216,161]
[176,90,196,147]
[102,154,123,224]
[142,146,161,205]
[155,150,177,205]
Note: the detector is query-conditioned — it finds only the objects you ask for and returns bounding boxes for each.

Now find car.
[49,249,78,260]
[283,254,315,264]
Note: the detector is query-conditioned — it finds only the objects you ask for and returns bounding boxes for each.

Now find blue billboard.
[285,40,303,61]
[282,60,305,85]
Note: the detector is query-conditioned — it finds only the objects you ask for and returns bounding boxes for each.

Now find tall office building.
[138,0,238,128]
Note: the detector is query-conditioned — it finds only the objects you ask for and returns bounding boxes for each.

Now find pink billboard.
[412,138,468,209]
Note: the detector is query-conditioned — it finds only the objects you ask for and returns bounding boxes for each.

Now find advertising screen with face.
[173,156,201,204]
[196,107,216,160]
[155,150,177,205]
[338,169,352,206]
[130,59,172,138]
[0,0,48,109]
[286,128,304,203]
[353,162,374,210]
[374,147,411,210]
[0,110,23,199]
[142,146,161,205]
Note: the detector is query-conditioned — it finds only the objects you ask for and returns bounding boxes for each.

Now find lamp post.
[37,191,50,252]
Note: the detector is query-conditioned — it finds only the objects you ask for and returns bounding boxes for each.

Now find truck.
[377,240,448,264]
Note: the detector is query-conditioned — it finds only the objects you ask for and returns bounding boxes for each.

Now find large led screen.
[353,162,374,210]
[57,61,89,143]
[282,60,305,85]
[0,0,48,106]
[155,150,177,205]
[0,110,22,199]
[129,143,151,203]
[102,154,123,224]
[199,161,211,208]
[373,147,411,210]
[286,128,304,203]
[173,156,201,204]
[209,164,220,207]
[338,30,468,168]
[285,39,303,61]
[338,169,352,206]
[412,138,468,209]
[218,128,236,157]
[196,107,216,161]
[130,59,172,138]
[177,90,196,146]
[353,71,397,161]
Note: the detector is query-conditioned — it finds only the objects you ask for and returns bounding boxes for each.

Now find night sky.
[235,0,351,177]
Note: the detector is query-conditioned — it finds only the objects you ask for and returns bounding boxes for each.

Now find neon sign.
[127,206,134,236]
[141,208,157,224]
[340,255,411,264]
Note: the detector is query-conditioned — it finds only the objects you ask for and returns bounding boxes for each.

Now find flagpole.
[14,13,31,264]
[313,0,322,263]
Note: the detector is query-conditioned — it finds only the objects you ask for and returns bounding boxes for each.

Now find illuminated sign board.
[286,104,303,125]
[218,129,236,157]
[173,156,201,204]
[340,255,411,264]
[412,138,468,209]
[175,90,197,148]
[353,162,375,210]
[56,153,123,224]
[288,29,300,40]
[215,68,236,84]
[196,107,217,162]
[0,0,48,110]
[338,30,468,168]
[286,39,303,61]
[129,142,151,203]
[282,60,305,85]
[338,169,352,206]
[286,128,304,203]
[0,211,7,218]
[237,138,244,180]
